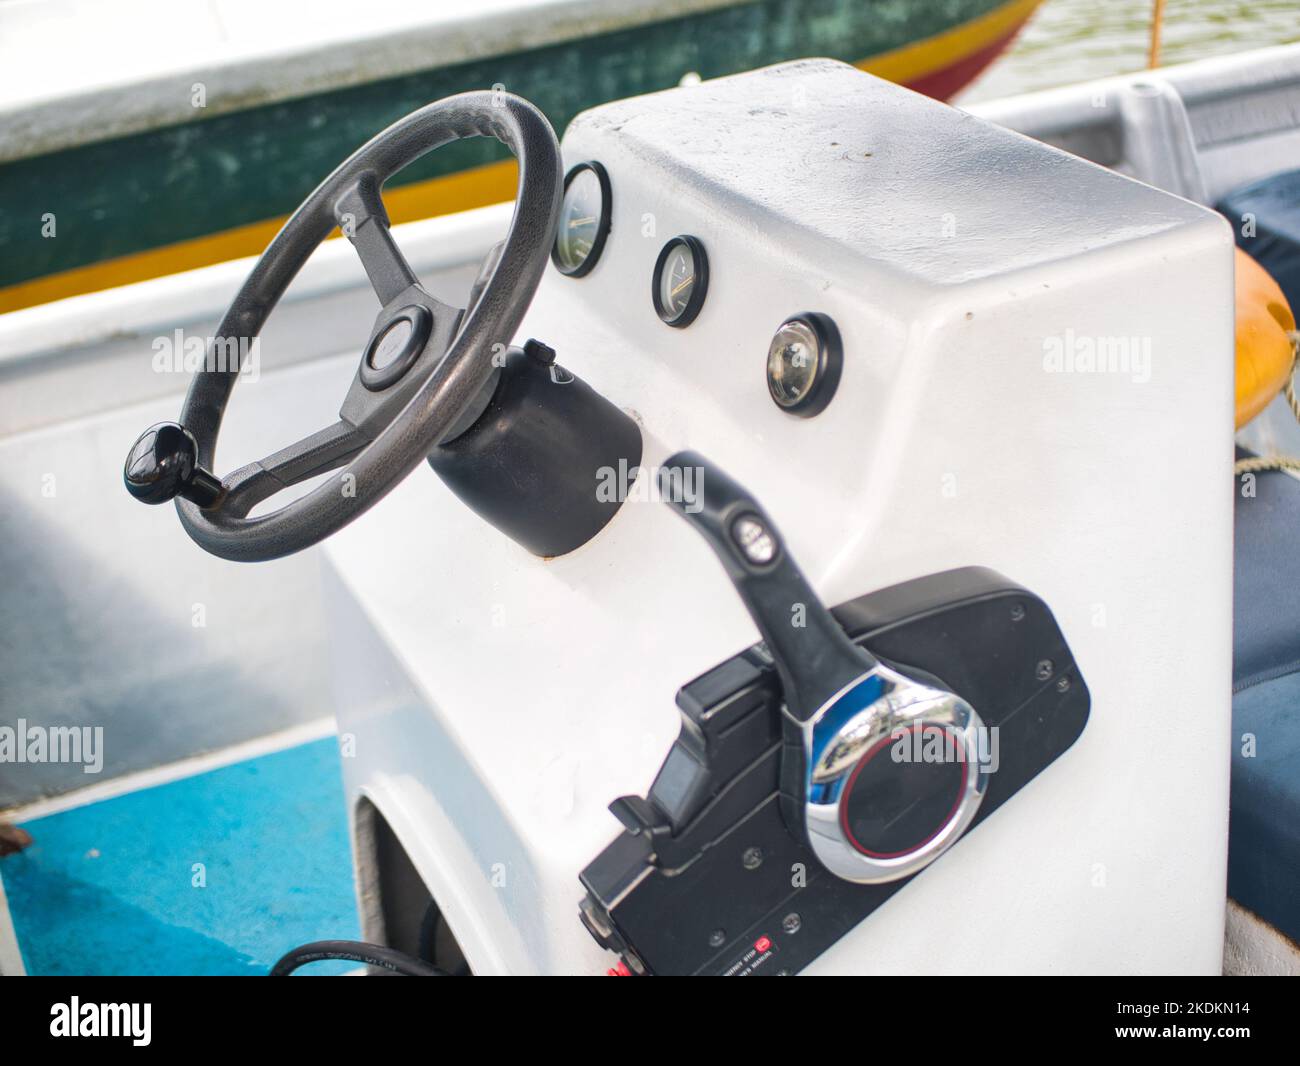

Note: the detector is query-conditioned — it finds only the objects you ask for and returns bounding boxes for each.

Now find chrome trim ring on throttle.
[791,662,989,884]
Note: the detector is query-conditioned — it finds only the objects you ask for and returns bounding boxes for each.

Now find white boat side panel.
[0,356,350,807]
[0,207,507,808]
[0,203,511,436]
[966,43,1300,206]
[325,62,1235,973]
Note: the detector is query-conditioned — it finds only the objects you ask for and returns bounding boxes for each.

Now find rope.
[1234,331,1300,476]
[1148,0,1166,69]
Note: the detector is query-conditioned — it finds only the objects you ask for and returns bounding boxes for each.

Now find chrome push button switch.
[766,312,842,417]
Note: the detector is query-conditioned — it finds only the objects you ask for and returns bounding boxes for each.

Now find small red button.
[755,936,772,952]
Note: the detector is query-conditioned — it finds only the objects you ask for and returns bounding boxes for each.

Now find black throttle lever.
[661,450,988,884]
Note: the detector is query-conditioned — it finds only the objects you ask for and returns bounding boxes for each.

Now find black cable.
[417,900,472,976]
[417,900,440,964]
[270,939,448,976]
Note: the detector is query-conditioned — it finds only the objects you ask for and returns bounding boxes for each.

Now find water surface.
[960,0,1300,102]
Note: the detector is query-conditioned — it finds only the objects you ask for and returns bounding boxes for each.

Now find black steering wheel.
[125,91,562,562]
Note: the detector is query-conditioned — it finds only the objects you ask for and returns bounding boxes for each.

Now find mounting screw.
[1055,675,1071,693]
[782,912,802,935]
[742,846,764,870]
[708,929,726,948]
[1010,604,1026,622]
[1035,659,1054,682]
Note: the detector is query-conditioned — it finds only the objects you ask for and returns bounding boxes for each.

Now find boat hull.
[0,0,1039,312]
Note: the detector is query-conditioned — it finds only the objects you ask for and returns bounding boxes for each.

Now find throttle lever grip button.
[731,513,778,565]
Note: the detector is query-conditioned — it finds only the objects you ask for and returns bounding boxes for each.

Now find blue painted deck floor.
[1,737,360,975]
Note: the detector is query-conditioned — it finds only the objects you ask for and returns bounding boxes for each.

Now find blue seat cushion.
[1230,457,1300,943]
[1218,168,1300,313]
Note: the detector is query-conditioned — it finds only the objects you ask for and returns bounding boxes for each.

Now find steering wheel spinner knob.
[124,422,224,508]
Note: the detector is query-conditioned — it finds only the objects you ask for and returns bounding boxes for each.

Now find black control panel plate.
[579,566,1090,975]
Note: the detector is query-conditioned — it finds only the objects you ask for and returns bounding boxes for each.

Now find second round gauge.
[652,235,708,327]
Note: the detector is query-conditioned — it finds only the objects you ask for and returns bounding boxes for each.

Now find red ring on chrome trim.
[839,723,969,859]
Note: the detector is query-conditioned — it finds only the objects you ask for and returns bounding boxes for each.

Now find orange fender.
[1235,247,1296,429]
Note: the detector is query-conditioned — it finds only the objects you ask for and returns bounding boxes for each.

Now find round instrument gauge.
[652,235,709,327]
[765,312,842,417]
[552,162,612,277]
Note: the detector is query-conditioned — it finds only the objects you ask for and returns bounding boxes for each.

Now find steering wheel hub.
[362,305,432,389]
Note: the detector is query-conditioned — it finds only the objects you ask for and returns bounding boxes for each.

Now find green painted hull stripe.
[0,0,1001,289]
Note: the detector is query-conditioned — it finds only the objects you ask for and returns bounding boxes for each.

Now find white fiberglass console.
[320,61,1233,975]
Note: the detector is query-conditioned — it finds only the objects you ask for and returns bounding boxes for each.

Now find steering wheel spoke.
[221,420,368,519]
[336,176,420,306]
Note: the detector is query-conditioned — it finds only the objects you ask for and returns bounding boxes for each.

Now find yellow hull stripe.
[857,0,1041,85]
[0,159,520,315]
